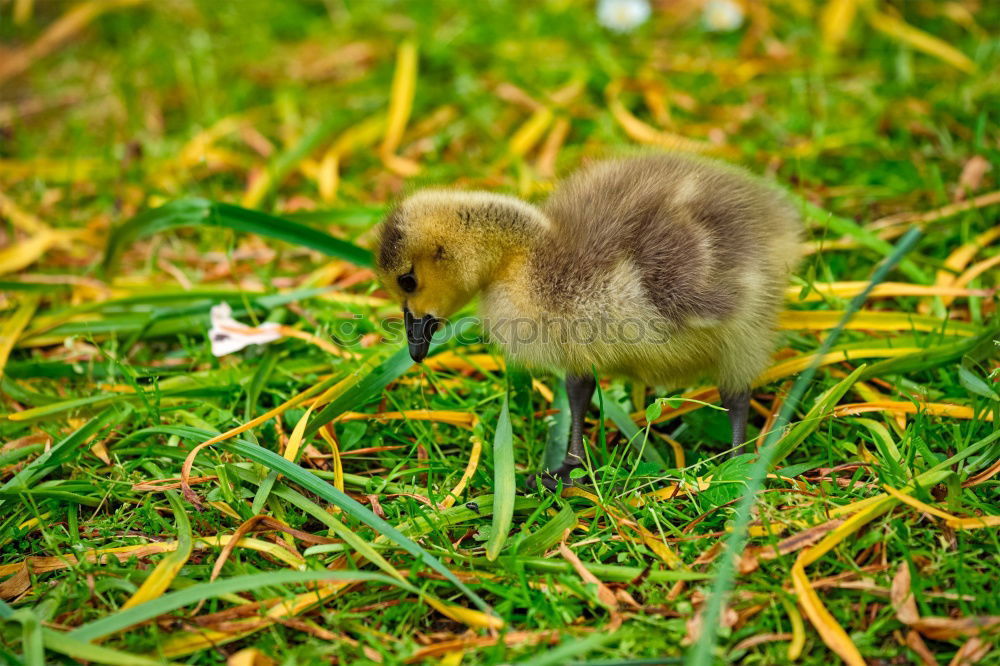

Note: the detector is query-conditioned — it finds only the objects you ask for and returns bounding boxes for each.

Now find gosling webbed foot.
[525,459,586,492]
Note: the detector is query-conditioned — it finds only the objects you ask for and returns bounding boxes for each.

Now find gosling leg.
[527,373,596,492]
[720,387,750,457]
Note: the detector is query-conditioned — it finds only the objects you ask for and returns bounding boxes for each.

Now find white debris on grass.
[208,302,283,356]
[702,0,744,32]
[597,0,651,33]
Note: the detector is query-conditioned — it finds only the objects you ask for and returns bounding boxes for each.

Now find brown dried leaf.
[955,156,991,201]
[731,632,794,653]
[906,630,937,666]
[685,603,738,646]
[891,562,920,625]
[558,532,622,628]
[949,637,992,666]
[367,494,386,519]
[0,561,30,600]
[913,616,1000,641]
[741,518,845,573]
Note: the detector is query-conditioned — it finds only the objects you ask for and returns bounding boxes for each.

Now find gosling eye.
[397,271,417,293]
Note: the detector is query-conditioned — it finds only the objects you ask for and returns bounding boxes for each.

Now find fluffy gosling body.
[376,153,802,489]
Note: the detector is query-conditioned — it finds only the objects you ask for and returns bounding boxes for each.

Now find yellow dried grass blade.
[792,495,896,665]
[336,409,477,429]
[0,191,46,233]
[282,405,315,463]
[606,80,720,155]
[883,485,960,521]
[779,596,806,661]
[202,535,305,568]
[0,157,105,182]
[804,494,900,567]
[0,229,57,275]
[120,491,192,610]
[317,426,345,493]
[381,40,419,172]
[277,326,355,358]
[874,190,1000,229]
[946,515,1000,530]
[180,373,344,505]
[954,254,1000,292]
[778,309,976,336]
[633,522,684,569]
[832,401,992,421]
[788,281,989,302]
[820,0,858,53]
[939,226,1000,285]
[227,648,275,666]
[176,114,247,168]
[317,152,340,203]
[507,107,554,159]
[13,0,34,25]
[757,347,922,385]
[791,560,865,666]
[440,432,483,509]
[423,596,505,630]
[0,295,38,378]
[867,9,976,73]
[935,225,1000,307]
[160,624,260,658]
[423,352,504,374]
[318,115,386,201]
[0,0,147,84]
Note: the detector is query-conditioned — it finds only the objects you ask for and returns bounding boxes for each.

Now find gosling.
[375,153,802,490]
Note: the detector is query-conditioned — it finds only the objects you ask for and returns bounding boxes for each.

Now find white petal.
[207,302,284,356]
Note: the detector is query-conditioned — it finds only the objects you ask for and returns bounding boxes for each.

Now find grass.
[2,0,1000,664]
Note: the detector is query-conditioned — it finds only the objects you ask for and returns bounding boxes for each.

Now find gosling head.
[375,189,548,362]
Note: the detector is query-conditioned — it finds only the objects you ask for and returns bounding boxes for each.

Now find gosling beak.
[404,306,440,363]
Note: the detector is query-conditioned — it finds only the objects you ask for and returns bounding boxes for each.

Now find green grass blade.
[120,490,192,609]
[770,365,867,466]
[0,407,131,506]
[858,325,1000,380]
[486,397,515,561]
[41,632,171,666]
[396,494,541,538]
[305,340,451,438]
[0,602,168,666]
[0,295,38,379]
[67,570,415,642]
[516,501,577,557]
[598,390,666,466]
[9,610,43,666]
[111,424,493,613]
[688,227,924,666]
[224,438,494,613]
[513,630,618,666]
[102,198,372,275]
[542,378,570,471]
[229,468,406,583]
[244,113,347,208]
[802,199,930,284]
